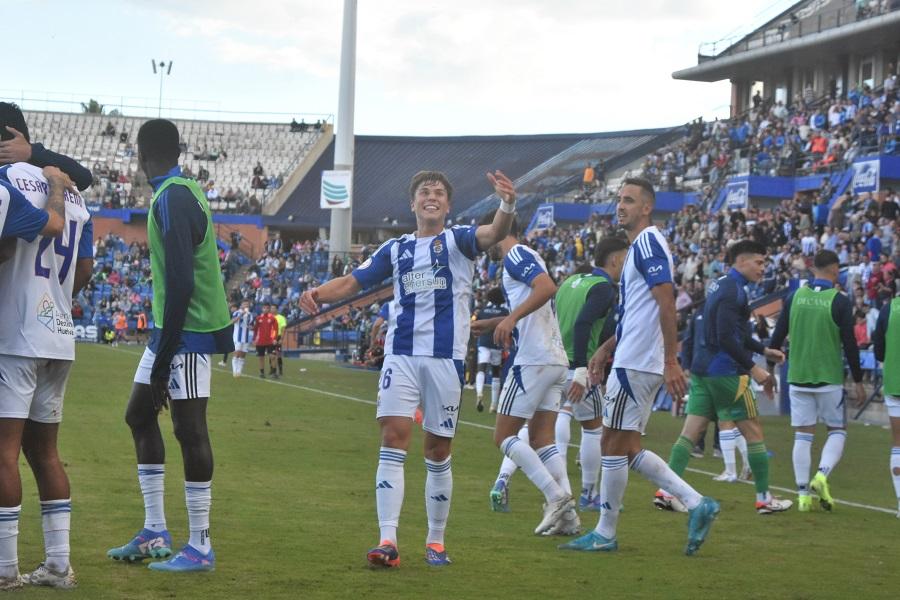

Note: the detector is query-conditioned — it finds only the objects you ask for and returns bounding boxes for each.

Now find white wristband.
[572,367,588,388]
[499,198,516,214]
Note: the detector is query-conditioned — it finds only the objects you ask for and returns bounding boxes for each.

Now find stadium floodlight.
[151,59,174,117]
[329,0,357,264]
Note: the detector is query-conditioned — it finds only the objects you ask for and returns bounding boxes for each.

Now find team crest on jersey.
[36,294,55,332]
[432,238,443,255]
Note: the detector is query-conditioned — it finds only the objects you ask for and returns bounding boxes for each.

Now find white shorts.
[498,364,567,419]
[603,368,662,432]
[134,348,212,401]
[789,384,846,428]
[232,341,251,353]
[477,346,502,367]
[560,371,604,422]
[0,355,72,423]
[884,395,900,418]
[376,355,463,438]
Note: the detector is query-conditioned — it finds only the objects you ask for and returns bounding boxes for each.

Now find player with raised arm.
[473,286,508,413]
[560,177,719,556]
[768,250,865,512]
[653,240,792,515]
[300,170,516,567]
[555,236,629,512]
[0,153,93,589]
[106,120,233,572]
[230,301,253,378]
[872,293,900,518]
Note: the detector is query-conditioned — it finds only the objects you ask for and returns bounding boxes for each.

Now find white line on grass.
[100,346,897,515]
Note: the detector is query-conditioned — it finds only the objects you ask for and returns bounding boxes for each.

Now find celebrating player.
[561,177,718,556]
[254,303,279,379]
[107,119,233,572]
[300,170,516,567]
[555,236,629,511]
[872,293,900,518]
[230,301,253,378]
[769,249,864,512]
[654,241,791,515]
[473,286,508,413]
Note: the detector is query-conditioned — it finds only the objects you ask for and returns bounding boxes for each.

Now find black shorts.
[273,342,283,353]
[256,345,275,357]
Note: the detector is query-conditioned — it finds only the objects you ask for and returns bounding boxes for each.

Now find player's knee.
[172,419,209,447]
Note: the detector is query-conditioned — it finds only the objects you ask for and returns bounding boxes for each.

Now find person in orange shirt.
[136,312,148,345]
[114,311,128,346]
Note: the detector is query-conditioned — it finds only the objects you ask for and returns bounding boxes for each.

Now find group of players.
[225,301,287,380]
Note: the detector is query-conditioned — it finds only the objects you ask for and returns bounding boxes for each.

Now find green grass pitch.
[10,344,898,599]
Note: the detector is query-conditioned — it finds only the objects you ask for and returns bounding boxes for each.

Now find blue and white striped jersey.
[232,309,254,344]
[352,226,480,360]
[502,244,567,367]
[613,226,674,375]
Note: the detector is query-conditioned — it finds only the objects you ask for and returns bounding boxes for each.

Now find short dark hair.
[573,262,593,274]
[727,240,766,263]
[486,286,505,306]
[814,249,840,269]
[593,235,629,267]
[479,210,518,237]
[0,102,29,142]
[409,171,453,202]
[137,119,181,165]
[622,177,655,204]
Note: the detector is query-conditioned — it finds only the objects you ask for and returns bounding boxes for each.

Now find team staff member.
[274,310,287,377]
[255,304,279,379]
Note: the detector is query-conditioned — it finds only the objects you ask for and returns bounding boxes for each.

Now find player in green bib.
[769,250,864,513]
[870,295,900,517]
[107,120,233,572]
[554,236,629,511]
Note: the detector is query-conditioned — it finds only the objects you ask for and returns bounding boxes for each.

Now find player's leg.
[556,405,573,458]
[532,405,581,537]
[790,385,817,511]
[257,345,266,378]
[475,355,488,412]
[277,344,283,376]
[268,346,278,378]
[573,384,603,510]
[490,357,502,412]
[716,419,740,481]
[0,418,26,589]
[890,413,900,518]
[810,387,848,511]
[491,424,527,513]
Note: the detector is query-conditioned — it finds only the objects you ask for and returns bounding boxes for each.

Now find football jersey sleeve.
[351,240,394,289]
[450,225,479,260]
[504,246,545,287]
[0,180,49,242]
[78,218,94,258]
[378,302,390,320]
[634,233,672,289]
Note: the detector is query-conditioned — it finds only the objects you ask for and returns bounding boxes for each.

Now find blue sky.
[5,0,788,135]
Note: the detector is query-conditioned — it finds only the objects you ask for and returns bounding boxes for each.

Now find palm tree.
[80,99,105,114]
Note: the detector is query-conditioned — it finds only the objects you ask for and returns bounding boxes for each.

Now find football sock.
[237,357,245,374]
[668,435,694,477]
[793,432,814,495]
[278,356,283,375]
[595,457,628,539]
[818,429,847,476]
[0,506,20,579]
[231,356,239,375]
[536,444,571,496]
[747,441,770,501]
[632,449,702,511]
[891,447,900,505]
[185,481,212,554]
[555,411,572,458]
[40,499,71,572]
[491,378,501,409]
[719,428,738,476]
[475,371,485,399]
[376,447,406,545]
[138,464,166,532]
[734,428,749,469]
[580,426,602,498]
[425,457,452,546]
[501,436,565,502]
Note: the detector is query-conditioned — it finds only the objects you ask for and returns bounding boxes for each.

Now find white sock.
[0,506,20,578]
[579,426,602,499]
[491,378,501,408]
[631,450,702,511]
[231,356,239,375]
[555,411,572,459]
[501,436,565,502]
[40,499,71,572]
[818,430,847,477]
[595,457,628,539]
[138,464,166,532]
[376,447,406,545]
[734,428,749,468]
[891,447,900,506]
[719,428,737,476]
[793,432,814,494]
[496,455,518,485]
[185,481,212,554]
[425,457,452,546]
[537,444,571,496]
[475,371,485,399]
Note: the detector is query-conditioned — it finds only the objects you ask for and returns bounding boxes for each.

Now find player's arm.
[833,293,865,404]
[680,314,695,370]
[72,219,93,296]
[301,241,393,315]
[470,316,505,337]
[713,287,766,383]
[573,283,616,369]
[0,128,92,192]
[767,292,793,371]
[494,271,556,348]
[872,306,889,363]
[41,167,74,238]
[474,170,516,251]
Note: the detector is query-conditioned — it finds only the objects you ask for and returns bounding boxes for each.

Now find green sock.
[747,441,769,498]
[668,435,694,477]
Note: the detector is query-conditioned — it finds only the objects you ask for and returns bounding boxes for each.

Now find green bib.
[787,286,843,385]
[555,273,610,365]
[883,298,900,396]
[148,176,231,333]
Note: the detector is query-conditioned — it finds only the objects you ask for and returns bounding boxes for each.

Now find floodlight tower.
[151,59,174,117]
[329,0,356,264]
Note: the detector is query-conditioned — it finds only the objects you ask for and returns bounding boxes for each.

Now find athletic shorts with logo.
[602,368,661,432]
[886,395,900,418]
[498,364,567,419]
[233,341,251,353]
[789,384,846,427]
[560,370,603,421]
[376,354,464,438]
[687,373,758,422]
[477,346,502,367]
[134,347,211,400]
[0,355,72,423]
